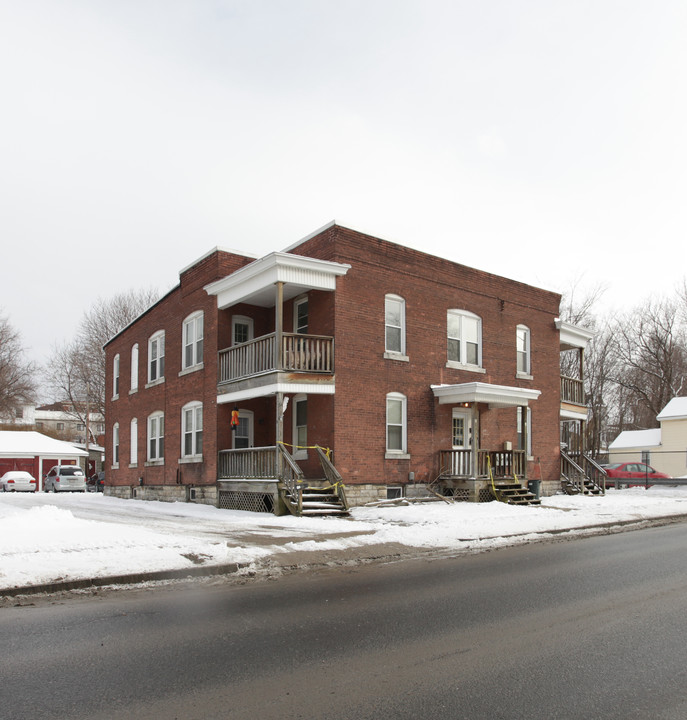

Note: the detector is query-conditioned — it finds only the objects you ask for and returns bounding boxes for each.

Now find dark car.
[87,471,105,492]
[604,462,671,481]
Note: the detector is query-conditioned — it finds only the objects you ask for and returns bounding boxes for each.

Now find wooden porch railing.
[217,445,306,513]
[561,375,585,405]
[218,333,334,384]
[439,449,527,479]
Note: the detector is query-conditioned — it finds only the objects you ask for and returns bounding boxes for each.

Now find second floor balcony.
[219,332,334,385]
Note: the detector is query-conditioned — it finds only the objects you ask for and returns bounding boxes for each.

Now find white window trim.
[385,392,409,458]
[516,324,532,379]
[181,401,203,460]
[147,411,164,464]
[446,310,483,371]
[384,294,408,361]
[147,330,165,386]
[293,395,307,460]
[232,315,254,345]
[112,354,120,400]
[130,344,139,393]
[182,311,204,371]
[129,418,138,467]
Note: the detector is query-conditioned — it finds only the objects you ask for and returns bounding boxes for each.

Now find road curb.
[0,562,246,598]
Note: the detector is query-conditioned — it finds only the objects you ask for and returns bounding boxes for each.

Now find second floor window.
[294,297,308,334]
[113,354,120,398]
[130,343,139,391]
[447,310,482,368]
[516,325,531,375]
[232,315,254,345]
[183,312,204,369]
[148,331,165,383]
[385,295,406,355]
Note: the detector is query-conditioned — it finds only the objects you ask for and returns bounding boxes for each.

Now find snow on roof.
[0,431,89,458]
[609,429,662,450]
[657,397,687,422]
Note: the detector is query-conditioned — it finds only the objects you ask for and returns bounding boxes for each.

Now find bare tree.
[610,297,687,429]
[45,288,159,427]
[0,312,38,421]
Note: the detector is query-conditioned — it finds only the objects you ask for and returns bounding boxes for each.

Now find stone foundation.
[104,484,218,506]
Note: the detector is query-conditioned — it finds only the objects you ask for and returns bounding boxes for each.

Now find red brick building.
[104,223,588,513]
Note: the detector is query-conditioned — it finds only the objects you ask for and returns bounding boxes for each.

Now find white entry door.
[451,409,475,475]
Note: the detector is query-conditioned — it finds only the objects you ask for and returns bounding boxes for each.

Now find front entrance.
[450,408,476,475]
[232,410,254,449]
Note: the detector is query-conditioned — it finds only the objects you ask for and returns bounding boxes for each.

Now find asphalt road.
[4,522,687,720]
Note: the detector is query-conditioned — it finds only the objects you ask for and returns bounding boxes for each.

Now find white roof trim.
[431,382,541,408]
[555,319,595,350]
[560,407,589,421]
[217,382,336,405]
[205,252,351,309]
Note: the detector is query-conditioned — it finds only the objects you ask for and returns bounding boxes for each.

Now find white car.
[0,471,37,492]
[43,465,87,492]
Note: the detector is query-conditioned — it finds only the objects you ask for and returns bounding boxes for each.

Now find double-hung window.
[182,402,203,459]
[183,312,204,369]
[385,295,407,358]
[516,325,531,376]
[112,423,119,467]
[294,297,308,334]
[113,354,120,398]
[293,395,307,459]
[130,344,139,392]
[148,331,165,383]
[130,418,138,466]
[147,412,164,462]
[447,310,482,368]
[232,315,253,345]
[386,392,408,456]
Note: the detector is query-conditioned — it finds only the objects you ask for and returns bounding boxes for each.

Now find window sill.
[178,456,203,464]
[145,378,165,389]
[385,452,411,460]
[111,464,119,470]
[179,363,204,378]
[129,388,138,395]
[445,361,486,374]
[145,460,164,467]
[111,395,119,401]
[128,463,138,469]
[384,351,409,362]
[516,371,533,380]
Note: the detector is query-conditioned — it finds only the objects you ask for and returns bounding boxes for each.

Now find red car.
[604,462,671,481]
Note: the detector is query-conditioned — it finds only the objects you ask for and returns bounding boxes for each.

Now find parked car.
[604,462,671,481]
[87,471,105,492]
[43,465,87,492]
[0,471,37,492]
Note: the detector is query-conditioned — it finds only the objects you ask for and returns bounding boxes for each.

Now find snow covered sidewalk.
[2,487,687,593]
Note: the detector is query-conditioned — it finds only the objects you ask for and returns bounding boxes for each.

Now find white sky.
[2,1,686,370]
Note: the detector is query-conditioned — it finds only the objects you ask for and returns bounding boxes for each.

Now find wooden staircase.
[561,451,606,496]
[490,481,541,506]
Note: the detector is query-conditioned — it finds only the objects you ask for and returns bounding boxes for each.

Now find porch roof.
[431,382,541,408]
[204,252,351,309]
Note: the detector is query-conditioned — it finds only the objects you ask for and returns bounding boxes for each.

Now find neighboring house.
[609,397,687,478]
[0,431,89,489]
[104,222,588,513]
[35,402,105,446]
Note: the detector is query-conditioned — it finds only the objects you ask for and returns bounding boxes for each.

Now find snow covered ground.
[2,487,687,592]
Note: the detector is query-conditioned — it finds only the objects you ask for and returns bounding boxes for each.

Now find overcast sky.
[2,0,686,373]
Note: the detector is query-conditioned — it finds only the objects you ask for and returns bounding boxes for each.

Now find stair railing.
[315,446,349,511]
[278,443,305,515]
[581,453,607,494]
[560,450,586,493]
